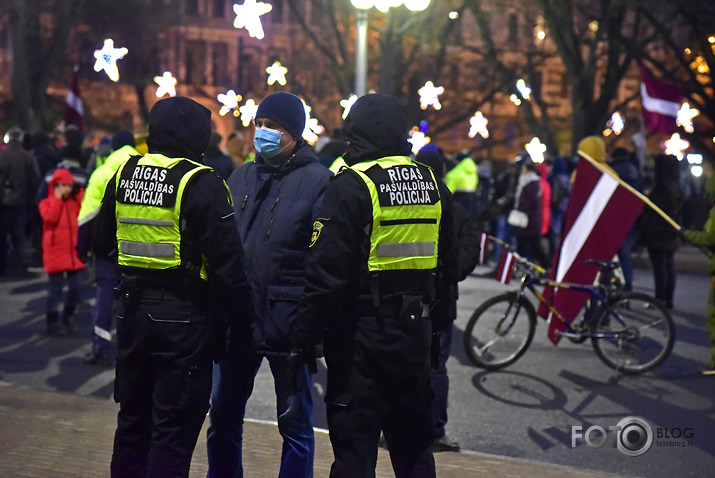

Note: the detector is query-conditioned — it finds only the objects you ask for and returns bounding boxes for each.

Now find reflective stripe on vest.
[349,156,441,272]
[115,153,209,278]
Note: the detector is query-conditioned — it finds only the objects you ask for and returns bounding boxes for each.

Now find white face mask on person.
[254,126,293,159]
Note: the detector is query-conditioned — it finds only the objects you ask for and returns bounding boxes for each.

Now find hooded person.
[289,93,458,477]
[91,96,255,477]
[206,92,332,478]
[38,167,85,336]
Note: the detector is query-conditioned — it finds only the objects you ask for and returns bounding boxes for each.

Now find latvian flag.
[62,65,84,133]
[640,65,682,135]
[538,153,644,344]
[496,250,516,285]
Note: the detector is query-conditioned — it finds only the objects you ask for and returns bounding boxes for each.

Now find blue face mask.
[254,126,285,159]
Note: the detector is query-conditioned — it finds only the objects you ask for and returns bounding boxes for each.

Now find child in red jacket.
[38,168,85,336]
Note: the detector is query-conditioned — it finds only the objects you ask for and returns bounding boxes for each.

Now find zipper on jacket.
[266,197,280,238]
[241,195,248,210]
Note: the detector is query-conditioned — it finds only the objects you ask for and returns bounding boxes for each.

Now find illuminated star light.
[663,133,689,160]
[603,112,624,137]
[154,71,177,98]
[525,137,546,164]
[239,99,258,126]
[468,111,489,139]
[301,100,324,145]
[340,94,358,119]
[266,61,288,86]
[516,79,531,100]
[676,103,699,133]
[217,90,242,116]
[93,38,128,82]
[418,81,444,110]
[408,127,431,155]
[233,0,273,40]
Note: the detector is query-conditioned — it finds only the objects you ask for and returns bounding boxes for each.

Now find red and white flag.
[538,155,644,344]
[640,65,682,135]
[62,66,84,133]
[478,232,490,264]
[496,250,516,285]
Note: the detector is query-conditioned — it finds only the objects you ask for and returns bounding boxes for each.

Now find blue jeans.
[46,270,82,314]
[618,229,638,291]
[206,351,314,478]
[92,257,118,356]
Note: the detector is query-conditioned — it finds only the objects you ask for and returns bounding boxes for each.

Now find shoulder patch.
[309,220,324,248]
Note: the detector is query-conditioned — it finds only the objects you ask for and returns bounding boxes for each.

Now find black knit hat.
[255,92,305,141]
[111,129,136,150]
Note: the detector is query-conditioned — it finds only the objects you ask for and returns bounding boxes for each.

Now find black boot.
[46,311,65,336]
[62,305,77,334]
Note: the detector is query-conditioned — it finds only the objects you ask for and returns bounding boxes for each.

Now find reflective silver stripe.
[119,216,174,227]
[120,241,175,258]
[94,325,112,342]
[377,242,435,257]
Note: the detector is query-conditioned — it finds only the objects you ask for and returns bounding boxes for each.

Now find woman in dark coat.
[639,154,683,308]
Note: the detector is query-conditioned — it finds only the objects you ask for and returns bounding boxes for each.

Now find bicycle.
[463,247,675,374]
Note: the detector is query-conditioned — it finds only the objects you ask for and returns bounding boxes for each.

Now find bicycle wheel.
[463,292,537,370]
[591,292,675,374]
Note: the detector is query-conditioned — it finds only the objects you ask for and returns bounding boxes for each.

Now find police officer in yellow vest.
[92,97,254,477]
[290,94,458,478]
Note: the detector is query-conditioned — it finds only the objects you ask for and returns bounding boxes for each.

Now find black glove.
[226,323,254,362]
[286,347,318,394]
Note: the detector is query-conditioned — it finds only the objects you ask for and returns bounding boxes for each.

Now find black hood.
[146,97,212,162]
[341,94,411,165]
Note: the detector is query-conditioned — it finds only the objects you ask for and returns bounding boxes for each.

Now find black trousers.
[110,295,216,478]
[325,312,436,478]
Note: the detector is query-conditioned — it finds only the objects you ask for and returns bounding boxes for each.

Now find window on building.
[213,0,225,17]
[185,0,199,16]
[185,40,207,85]
[212,42,228,86]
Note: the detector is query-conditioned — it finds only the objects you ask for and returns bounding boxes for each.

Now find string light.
[468,111,489,139]
[407,127,430,154]
[233,0,273,39]
[154,71,177,98]
[239,99,258,126]
[340,95,358,119]
[93,39,128,82]
[676,102,699,133]
[663,133,689,160]
[217,90,242,116]
[525,137,546,163]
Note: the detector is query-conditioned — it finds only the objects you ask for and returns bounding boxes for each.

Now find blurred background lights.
[217,90,242,116]
[525,137,546,163]
[93,38,128,82]
[233,0,272,39]
[468,111,489,139]
[154,71,177,98]
[266,61,288,86]
[418,81,444,110]
[340,95,358,119]
[239,99,258,126]
[676,102,699,133]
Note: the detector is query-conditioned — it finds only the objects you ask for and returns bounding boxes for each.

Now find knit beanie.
[111,129,136,150]
[577,136,606,164]
[255,92,305,141]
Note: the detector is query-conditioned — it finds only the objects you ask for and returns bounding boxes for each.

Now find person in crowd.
[510,154,544,265]
[38,168,84,335]
[207,92,331,478]
[490,158,521,262]
[37,142,90,204]
[316,128,348,170]
[226,131,251,168]
[0,127,41,275]
[77,129,140,366]
[548,157,571,249]
[416,147,480,453]
[290,93,458,478]
[444,150,478,216]
[86,136,112,174]
[682,160,715,375]
[640,154,683,310]
[609,147,642,292]
[203,131,236,180]
[536,161,552,266]
[92,96,255,477]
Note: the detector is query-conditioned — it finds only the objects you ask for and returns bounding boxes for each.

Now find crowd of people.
[0,91,713,477]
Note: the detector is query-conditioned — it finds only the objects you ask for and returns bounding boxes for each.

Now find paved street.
[0,245,714,476]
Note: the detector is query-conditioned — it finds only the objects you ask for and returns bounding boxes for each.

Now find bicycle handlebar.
[485,234,547,276]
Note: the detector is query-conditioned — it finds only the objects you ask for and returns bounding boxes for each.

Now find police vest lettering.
[374,165,438,207]
[117,165,178,207]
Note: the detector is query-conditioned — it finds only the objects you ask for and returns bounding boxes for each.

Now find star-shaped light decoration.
[340,94,358,119]
[301,100,324,145]
[233,0,273,39]
[525,137,546,164]
[154,71,177,98]
[93,39,128,82]
[676,102,699,133]
[239,99,259,126]
[217,90,242,116]
[663,133,689,160]
[266,61,288,86]
[604,111,624,136]
[516,79,531,99]
[418,81,444,110]
[468,111,489,139]
[407,127,431,154]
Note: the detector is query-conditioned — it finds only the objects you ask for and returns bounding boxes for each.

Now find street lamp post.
[350,0,430,97]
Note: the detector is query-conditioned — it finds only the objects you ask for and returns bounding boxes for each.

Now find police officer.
[290,94,458,478]
[92,96,254,477]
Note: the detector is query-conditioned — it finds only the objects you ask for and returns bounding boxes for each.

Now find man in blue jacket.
[207,92,332,478]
